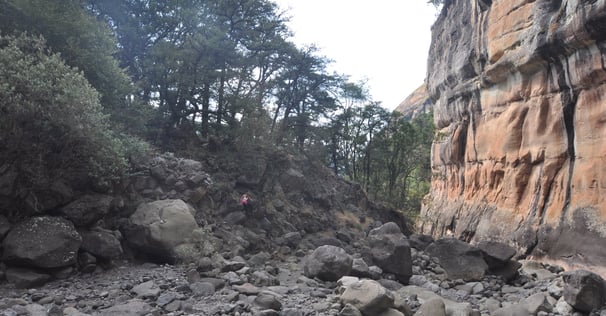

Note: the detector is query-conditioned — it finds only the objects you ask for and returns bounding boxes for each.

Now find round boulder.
[303,245,353,281]
[123,199,199,263]
[2,216,82,268]
[340,279,394,316]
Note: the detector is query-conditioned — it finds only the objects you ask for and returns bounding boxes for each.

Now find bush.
[0,34,126,213]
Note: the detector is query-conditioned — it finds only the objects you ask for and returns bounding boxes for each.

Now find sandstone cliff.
[418,0,606,272]
[395,84,432,119]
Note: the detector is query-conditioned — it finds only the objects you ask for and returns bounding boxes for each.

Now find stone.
[2,216,81,268]
[339,304,363,316]
[249,252,272,267]
[99,299,153,316]
[519,261,555,281]
[562,269,606,312]
[303,245,353,282]
[5,268,51,288]
[491,305,530,316]
[131,281,161,299]
[198,277,225,290]
[477,241,517,269]
[340,279,394,316]
[281,232,302,248]
[58,194,113,227]
[63,307,92,316]
[367,222,413,283]
[425,238,488,281]
[250,270,279,287]
[233,283,262,295]
[413,297,446,316]
[79,228,123,260]
[77,252,97,273]
[253,291,282,311]
[189,281,215,297]
[523,293,553,315]
[336,276,361,294]
[122,199,199,263]
[378,308,405,316]
[350,258,371,278]
[408,234,434,251]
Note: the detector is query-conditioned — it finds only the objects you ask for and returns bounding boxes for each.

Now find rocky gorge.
[1,147,605,315]
[417,0,606,273]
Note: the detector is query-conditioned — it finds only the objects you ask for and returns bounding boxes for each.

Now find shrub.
[0,34,126,213]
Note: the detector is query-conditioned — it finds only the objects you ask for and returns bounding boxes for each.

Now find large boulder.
[122,199,199,263]
[477,241,517,269]
[425,238,488,281]
[367,222,412,283]
[340,279,395,316]
[2,216,81,268]
[562,270,606,313]
[58,194,113,227]
[5,267,52,288]
[80,228,123,260]
[303,245,353,281]
[477,240,520,281]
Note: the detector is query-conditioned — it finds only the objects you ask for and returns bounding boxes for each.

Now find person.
[240,193,252,213]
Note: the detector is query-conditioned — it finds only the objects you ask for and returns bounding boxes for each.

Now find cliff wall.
[418,0,606,271]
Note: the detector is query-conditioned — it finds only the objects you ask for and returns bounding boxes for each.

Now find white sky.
[273,1,439,110]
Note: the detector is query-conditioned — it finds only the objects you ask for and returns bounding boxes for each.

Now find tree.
[370,112,434,210]
[0,0,138,129]
[89,0,292,148]
[272,45,339,149]
[0,34,126,214]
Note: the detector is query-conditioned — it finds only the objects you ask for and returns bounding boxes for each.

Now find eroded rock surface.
[418,0,606,271]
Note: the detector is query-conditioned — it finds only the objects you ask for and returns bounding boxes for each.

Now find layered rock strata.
[418,0,606,272]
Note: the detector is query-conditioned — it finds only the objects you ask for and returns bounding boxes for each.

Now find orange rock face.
[419,0,606,270]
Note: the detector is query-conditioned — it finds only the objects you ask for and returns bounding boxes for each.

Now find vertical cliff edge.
[418,0,606,272]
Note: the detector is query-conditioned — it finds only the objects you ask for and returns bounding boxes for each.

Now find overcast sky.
[273,1,439,110]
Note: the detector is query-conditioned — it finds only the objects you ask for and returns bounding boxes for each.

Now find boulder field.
[1,222,605,315]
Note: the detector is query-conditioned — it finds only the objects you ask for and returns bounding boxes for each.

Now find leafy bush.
[0,34,126,212]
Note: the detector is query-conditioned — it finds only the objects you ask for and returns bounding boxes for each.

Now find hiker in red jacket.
[240,193,252,213]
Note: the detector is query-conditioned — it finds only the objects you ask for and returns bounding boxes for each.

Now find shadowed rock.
[425,238,487,281]
[562,269,606,313]
[368,222,412,284]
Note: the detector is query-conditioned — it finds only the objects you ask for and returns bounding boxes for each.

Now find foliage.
[322,89,435,214]
[88,0,292,149]
[0,0,436,218]
[0,34,126,210]
[0,0,145,132]
[427,0,444,7]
